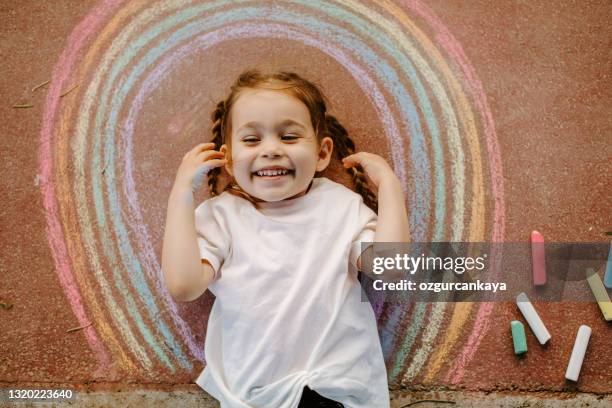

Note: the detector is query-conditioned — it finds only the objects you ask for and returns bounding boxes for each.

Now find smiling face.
[221,88,333,202]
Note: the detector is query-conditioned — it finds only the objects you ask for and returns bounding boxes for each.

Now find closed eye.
[241,134,300,143]
[242,136,260,143]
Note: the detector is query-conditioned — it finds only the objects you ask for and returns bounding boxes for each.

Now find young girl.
[162,70,410,408]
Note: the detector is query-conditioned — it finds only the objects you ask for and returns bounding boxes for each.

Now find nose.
[260,136,284,158]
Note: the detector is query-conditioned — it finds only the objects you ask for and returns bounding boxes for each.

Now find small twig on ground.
[401,400,456,407]
[66,323,92,333]
[32,80,50,92]
[13,103,33,108]
[60,83,79,97]
[101,160,110,174]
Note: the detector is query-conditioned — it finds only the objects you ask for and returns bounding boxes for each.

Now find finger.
[189,142,216,154]
[342,154,363,167]
[201,158,228,171]
[342,152,365,162]
[185,143,215,159]
[197,150,225,161]
[193,142,215,149]
[194,142,217,152]
[342,160,356,168]
[197,149,225,157]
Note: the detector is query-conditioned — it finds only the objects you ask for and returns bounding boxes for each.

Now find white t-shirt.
[194,177,390,408]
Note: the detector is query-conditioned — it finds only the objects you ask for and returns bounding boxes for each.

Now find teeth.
[256,169,290,177]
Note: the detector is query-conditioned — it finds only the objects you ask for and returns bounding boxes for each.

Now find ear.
[220,144,233,177]
[316,136,333,172]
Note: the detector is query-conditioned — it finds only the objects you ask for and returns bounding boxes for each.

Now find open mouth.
[252,168,295,178]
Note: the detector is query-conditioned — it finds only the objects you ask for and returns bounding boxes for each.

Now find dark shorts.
[298,386,344,407]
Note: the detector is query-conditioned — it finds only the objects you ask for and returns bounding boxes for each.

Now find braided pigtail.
[207,95,260,206]
[325,114,378,213]
[208,100,226,196]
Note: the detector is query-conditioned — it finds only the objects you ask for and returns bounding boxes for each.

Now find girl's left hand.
[342,152,398,190]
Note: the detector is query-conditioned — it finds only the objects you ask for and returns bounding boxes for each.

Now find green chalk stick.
[511,320,528,355]
[586,268,612,321]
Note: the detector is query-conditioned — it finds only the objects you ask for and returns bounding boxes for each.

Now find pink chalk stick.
[531,231,546,286]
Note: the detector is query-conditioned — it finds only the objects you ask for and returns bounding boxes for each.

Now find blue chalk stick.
[604,241,612,289]
[511,320,528,355]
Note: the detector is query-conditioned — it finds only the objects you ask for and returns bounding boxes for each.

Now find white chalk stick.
[565,325,591,382]
[516,292,551,345]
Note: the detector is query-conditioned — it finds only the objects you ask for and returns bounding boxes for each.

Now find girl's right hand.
[173,143,227,193]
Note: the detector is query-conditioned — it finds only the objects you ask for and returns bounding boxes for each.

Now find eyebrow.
[237,119,307,133]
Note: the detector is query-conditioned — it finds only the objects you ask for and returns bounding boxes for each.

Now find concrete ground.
[1,1,610,407]
[2,387,612,407]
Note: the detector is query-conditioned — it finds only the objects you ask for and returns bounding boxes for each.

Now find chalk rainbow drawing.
[38,0,504,385]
